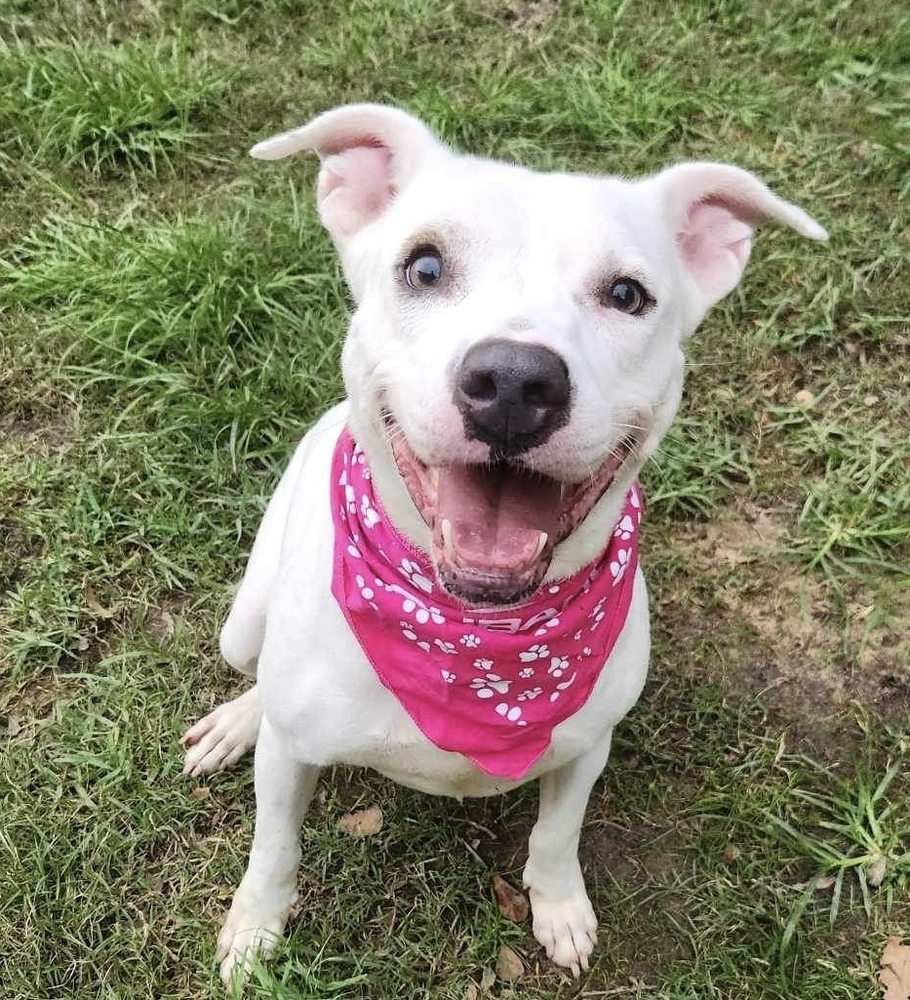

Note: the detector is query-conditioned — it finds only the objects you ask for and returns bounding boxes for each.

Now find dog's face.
[253,105,825,606]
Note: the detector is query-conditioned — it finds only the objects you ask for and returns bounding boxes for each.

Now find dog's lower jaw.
[386,419,641,606]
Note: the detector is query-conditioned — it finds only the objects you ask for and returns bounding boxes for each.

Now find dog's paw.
[527,888,598,977]
[181,688,261,776]
[215,895,292,986]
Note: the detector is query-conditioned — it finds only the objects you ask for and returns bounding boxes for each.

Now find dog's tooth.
[534,531,549,559]
[430,467,439,489]
[441,518,454,556]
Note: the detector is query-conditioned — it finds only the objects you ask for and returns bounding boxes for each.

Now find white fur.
[183,104,826,985]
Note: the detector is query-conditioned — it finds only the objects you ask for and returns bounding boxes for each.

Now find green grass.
[1,36,230,176]
[1,1,908,998]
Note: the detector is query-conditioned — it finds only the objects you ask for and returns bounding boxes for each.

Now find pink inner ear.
[317,145,395,239]
[677,199,755,300]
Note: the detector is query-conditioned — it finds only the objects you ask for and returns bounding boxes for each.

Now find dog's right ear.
[250,104,445,242]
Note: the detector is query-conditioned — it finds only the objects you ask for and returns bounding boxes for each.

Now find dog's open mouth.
[390,427,637,607]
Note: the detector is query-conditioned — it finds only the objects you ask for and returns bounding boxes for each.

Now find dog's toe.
[528,889,598,976]
[217,916,283,986]
[181,688,262,776]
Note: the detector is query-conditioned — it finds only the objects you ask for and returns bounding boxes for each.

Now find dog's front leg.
[523,733,613,976]
[217,717,320,985]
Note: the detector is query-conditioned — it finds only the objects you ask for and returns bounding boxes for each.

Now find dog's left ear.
[649,163,827,319]
[250,104,446,242]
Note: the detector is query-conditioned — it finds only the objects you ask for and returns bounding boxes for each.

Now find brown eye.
[602,278,650,315]
[404,247,444,289]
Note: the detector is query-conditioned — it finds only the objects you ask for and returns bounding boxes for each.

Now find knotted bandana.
[331,428,642,780]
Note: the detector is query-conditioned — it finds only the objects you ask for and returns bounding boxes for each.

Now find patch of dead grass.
[651,501,910,734]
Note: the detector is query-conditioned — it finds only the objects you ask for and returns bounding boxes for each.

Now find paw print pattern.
[460,633,481,648]
[441,669,456,684]
[518,687,543,701]
[402,599,443,625]
[533,616,561,637]
[495,702,525,725]
[610,547,630,584]
[399,558,433,594]
[471,674,511,699]
[400,621,431,653]
[590,598,607,630]
[549,671,578,703]
[519,643,550,663]
[547,656,569,678]
[518,667,535,679]
[360,494,380,529]
[355,574,378,611]
[613,514,635,541]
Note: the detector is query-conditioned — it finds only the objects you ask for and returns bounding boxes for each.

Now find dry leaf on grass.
[495,944,524,981]
[84,583,119,619]
[336,805,383,836]
[867,854,887,888]
[492,874,529,923]
[880,937,910,1000]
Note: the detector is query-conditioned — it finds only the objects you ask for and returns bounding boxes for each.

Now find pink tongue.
[436,464,561,570]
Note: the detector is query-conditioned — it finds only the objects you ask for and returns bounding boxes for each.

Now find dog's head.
[253,104,826,607]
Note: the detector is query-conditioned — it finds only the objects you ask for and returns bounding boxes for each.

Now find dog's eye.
[404,247,444,289]
[601,279,650,316]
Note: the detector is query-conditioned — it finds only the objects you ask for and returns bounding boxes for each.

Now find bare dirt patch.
[0,409,76,454]
[649,502,910,733]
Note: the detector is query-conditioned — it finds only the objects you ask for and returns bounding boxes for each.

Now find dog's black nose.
[454,339,571,456]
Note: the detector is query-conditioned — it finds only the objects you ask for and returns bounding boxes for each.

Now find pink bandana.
[331,429,643,780]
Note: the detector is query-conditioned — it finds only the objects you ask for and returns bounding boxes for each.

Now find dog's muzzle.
[387,337,642,606]
[454,339,571,458]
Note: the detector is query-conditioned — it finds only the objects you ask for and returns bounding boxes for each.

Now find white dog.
[182,104,826,984]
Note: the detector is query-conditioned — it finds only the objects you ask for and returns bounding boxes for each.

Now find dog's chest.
[258,559,650,798]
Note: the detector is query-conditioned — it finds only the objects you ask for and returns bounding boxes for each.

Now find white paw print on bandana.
[440,669,456,684]
[610,547,630,584]
[473,658,494,671]
[355,574,378,610]
[400,620,431,653]
[391,582,443,624]
[460,633,481,648]
[549,671,578,703]
[590,597,607,630]
[517,687,543,701]
[613,513,635,541]
[547,656,569,678]
[398,558,433,594]
[360,494,380,529]
[519,643,550,663]
[533,616,561,637]
[434,638,457,655]
[495,702,525,725]
[409,603,443,625]
[518,666,535,679]
[471,673,510,699]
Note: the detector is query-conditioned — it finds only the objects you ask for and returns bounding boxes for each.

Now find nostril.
[462,371,498,402]
[523,380,549,406]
